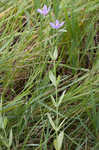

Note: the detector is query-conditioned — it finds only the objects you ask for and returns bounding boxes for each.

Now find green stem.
[56,86,58,117]
[54,60,59,136]
[8,147,10,150]
[54,61,56,77]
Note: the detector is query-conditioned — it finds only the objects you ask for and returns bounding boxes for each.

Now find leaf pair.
[0,116,8,129]
[54,131,64,150]
[47,113,64,150]
[49,47,58,61]
[49,71,61,87]
[49,71,57,87]
[51,90,66,107]
[0,129,13,148]
[47,113,66,132]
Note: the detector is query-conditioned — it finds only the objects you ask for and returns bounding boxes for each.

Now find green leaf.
[0,115,4,129]
[47,113,57,131]
[49,51,54,60]
[49,47,58,61]
[58,90,66,106]
[49,71,56,87]
[53,47,58,61]
[54,139,58,150]
[0,134,8,148]
[56,75,61,86]
[3,117,8,129]
[58,119,66,131]
[53,0,60,17]
[54,131,64,150]
[9,129,13,148]
[0,116,8,129]
[51,95,57,107]
[34,0,40,9]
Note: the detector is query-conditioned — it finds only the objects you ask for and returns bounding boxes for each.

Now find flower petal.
[50,23,57,29]
[43,5,47,11]
[60,22,64,27]
[57,22,64,28]
[56,20,59,25]
[43,5,50,15]
[48,7,50,12]
[37,9,43,14]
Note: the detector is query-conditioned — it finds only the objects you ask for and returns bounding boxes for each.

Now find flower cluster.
[37,5,64,29]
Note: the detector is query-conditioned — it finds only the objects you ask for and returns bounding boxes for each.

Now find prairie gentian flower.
[37,5,50,16]
[50,20,64,29]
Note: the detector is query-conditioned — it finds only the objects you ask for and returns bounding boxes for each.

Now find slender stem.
[4,128,7,139]
[54,60,56,76]
[54,60,59,136]
[8,147,10,150]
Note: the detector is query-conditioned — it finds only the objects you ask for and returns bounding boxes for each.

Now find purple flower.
[50,20,64,29]
[37,5,50,16]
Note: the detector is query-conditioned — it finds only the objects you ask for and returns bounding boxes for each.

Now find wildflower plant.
[37,4,66,150]
[48,47,65,150]
[0,0,98,149]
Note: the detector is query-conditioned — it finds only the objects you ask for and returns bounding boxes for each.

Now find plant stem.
[54,60,59,136]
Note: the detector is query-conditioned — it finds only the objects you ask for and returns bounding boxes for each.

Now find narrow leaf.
[54,131,64,150]
[49,71,56,87]
[0,116,4,129]
[51,95,57,107]
[49,51,54,60]
[53,47,58,60]
[0,134,8,148]
[34,0,40,9]
[9,129,13,147]
[47,113,57,131]
[54,139,58,150]
[3,117,8,129]
[58,119,66,131]
[53,0,60,17]
[58,90,66,106]
[57,131,64,150]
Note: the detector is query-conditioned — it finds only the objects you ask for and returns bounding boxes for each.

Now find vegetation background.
[0,0,99,149]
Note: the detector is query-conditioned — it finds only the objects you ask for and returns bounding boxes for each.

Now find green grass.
[0,0,99,149]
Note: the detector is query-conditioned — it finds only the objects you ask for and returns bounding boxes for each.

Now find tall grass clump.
[0,0,99,149]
